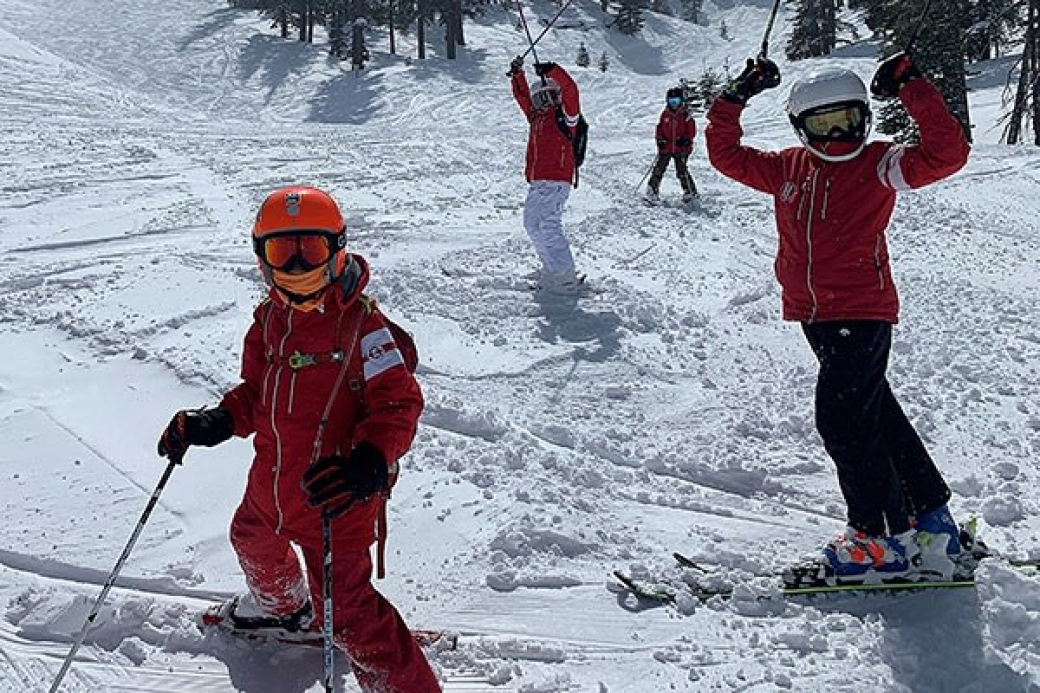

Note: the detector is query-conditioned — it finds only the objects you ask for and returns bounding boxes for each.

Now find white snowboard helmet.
[530,78,562,111]
[786,68,872,162]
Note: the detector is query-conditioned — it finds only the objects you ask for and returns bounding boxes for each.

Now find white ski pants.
[523,180,575,274]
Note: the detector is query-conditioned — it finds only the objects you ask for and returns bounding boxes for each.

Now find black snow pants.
[801,320,951,536]
[647,153,697,196]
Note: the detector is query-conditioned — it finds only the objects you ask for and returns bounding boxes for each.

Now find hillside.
[1,0,1039,691]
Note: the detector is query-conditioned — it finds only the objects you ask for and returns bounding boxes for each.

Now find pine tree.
[1004,0,1040,144]
[695,65,726,110]
[614,0,648,34]
[858,0,973,143]
[678,0,704,25]
[576,42,591,67]
[786,0,837,60]
[351,17,370,69]
[599,51,611,71]
[652,0,673,17]
[719,18,730,40]
[965,0,1022,62]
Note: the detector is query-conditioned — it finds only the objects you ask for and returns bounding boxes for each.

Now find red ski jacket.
[220,255,423,549]
[511,64,581,185]
[656,107,696,155]
[706,78,969,323]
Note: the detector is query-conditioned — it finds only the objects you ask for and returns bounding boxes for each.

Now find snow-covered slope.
[1,0,1039,690]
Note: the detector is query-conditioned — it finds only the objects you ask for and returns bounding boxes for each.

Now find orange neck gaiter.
[271,267,330,312]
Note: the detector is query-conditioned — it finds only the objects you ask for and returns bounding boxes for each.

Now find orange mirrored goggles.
[253,230,345,271]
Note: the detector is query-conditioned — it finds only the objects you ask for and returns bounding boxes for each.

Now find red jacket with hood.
[511,64,581,185]
[219,254,423,550]
[706,78,969,323]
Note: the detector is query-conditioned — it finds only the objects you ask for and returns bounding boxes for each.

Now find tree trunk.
[417,13,426,59]
[1004,0,1039,144]
[445,0,460,59]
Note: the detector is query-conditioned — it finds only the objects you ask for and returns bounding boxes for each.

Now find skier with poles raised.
[508,1,585,295]
[645,86,699,206]
[705,2,972,586]
[157,186,441,693]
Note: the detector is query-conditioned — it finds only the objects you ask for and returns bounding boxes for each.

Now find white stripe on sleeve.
[877,146,911,191]
[361,327,405,380]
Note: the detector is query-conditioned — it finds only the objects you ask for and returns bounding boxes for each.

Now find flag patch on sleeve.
[361,327,405,380]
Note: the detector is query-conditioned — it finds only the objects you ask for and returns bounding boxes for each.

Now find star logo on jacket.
[368,345,386,361]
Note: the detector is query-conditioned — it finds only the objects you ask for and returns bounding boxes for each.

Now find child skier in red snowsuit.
[509,56,584,294]
[158,186,441,692]
[646,86,698,204]
[706,54,970,583]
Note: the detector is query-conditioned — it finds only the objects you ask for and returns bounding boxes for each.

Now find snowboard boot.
[644,186,660,205]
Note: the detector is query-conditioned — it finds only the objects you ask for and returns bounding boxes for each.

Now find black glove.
[676,137,692,148]
[157,406,234,461]
[533,61,556,77]
[507,55,523,77]
[721,57,781,105]
[301,442,389,518]
[870,52,922,99]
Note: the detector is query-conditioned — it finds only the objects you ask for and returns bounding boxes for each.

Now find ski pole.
[49,454,182,693]
[514,0,541,67]
[758,0,782,59]
[518,0,577,61]
[636,154,659,192]
[904,0,933,55]
[321,511,335,693]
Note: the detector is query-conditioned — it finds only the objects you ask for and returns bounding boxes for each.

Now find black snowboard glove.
[720,57,781,106]
[157,406,234,461]
[507,55,524,77]
[301,442,389,518]
[656,137,668,150]
[533,61,556,77]
[676,137,692,148]
[870,52,922,100]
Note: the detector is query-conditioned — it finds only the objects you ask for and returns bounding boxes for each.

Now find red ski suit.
[706,78,969,323]
[511,64,581,184]
[219,255,440,693]
[656,106,696,155]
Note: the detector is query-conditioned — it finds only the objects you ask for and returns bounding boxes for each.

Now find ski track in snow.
[1,0,1039,690]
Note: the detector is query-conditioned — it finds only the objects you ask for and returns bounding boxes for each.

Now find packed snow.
[1,0,1039,691]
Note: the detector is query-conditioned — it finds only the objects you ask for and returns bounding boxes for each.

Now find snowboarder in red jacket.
[509,56,584,295]
[706,54,971,584]
[646,86,698,204]
[158,186,441,692]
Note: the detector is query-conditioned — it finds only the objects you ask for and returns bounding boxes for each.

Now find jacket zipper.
[270,309,294,534]
[805,169,820,321]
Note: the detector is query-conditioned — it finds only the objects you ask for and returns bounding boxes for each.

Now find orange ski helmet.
[253,186,346,239]
[252,186,348,305]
